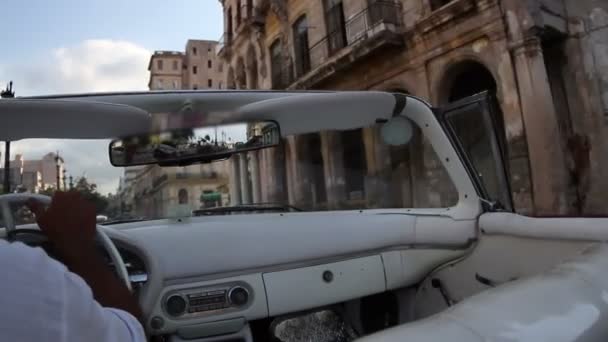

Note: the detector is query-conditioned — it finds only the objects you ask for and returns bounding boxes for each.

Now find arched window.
[178,188,189,204]
[270,39,284,89]
[293,15,311,76]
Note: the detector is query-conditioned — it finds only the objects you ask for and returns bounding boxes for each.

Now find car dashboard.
[6,209,473,341]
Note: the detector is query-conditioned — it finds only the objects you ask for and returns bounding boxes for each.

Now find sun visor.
[222,92,397,136]
[0,99,151,140]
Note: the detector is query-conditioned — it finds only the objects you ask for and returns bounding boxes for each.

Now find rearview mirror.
[109,121,280,167]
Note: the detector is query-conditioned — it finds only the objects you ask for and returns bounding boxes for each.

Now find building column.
[288,136,314,208]
[362,126,393,208]
[511,37,571,215]
[261,145,287,204]
[229,156,242,205]
[239,153,252,204]
[249,151,261,203]
[320,131,347,209]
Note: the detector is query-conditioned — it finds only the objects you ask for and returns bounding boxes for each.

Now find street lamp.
[2,82,15,194]
[54,151,61,190]
[62,169,67,191]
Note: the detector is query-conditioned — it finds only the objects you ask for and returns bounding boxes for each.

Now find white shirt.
[0,240,146,341]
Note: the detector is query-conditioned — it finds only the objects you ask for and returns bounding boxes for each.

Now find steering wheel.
[0,193,132,291]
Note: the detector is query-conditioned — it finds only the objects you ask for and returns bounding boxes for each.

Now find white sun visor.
[0,99,151,141]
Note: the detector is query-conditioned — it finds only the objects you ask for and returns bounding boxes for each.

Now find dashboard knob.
[228,286,249,306]
[165,295,187,316]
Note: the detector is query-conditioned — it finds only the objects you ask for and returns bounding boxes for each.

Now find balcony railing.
[240,3,263,24]
[215,32,232,56]
[309,1,402,69]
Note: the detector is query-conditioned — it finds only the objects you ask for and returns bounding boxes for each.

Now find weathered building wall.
[555,0,608,215]
[217,0,608,215]
[183,40,224,89]
[148,52,184,90]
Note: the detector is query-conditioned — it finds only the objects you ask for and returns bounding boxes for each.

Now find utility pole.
[1,82,15,194]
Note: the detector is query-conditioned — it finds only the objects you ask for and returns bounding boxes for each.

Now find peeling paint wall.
[555,0,608,215]
[217,0,608,215]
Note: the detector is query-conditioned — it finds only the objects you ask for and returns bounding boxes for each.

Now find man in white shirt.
[0,191,146,341]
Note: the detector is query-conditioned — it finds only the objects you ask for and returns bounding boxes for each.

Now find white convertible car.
[1,91,607,341]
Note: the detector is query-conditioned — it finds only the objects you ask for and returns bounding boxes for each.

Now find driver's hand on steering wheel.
[27,191,96,253]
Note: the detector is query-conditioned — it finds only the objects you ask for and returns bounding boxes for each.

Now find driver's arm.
[28,191,143,324]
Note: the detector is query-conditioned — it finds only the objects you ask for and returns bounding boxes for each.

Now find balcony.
[238,3,265,29]
[290,0,404,89]
[218,3,264,60]
[215,33,232,58]
[417,0,476,34]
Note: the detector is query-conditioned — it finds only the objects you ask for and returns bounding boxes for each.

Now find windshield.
[0,117,457,221]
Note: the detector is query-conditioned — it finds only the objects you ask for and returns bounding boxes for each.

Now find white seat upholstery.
[359,244,608,342]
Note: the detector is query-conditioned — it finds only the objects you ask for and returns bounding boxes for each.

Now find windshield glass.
[0,117,457,221]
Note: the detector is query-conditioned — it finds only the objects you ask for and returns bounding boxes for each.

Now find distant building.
[148,51,184,90]
[125,162,229,219]
[125,39,229,218]
[183,40,225,90]
[148,40,225,91]
[0,153,64,193]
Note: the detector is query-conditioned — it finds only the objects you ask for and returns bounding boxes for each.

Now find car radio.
[164,285,250,317]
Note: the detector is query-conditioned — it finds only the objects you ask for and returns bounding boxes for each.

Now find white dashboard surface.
[120,212,418,280]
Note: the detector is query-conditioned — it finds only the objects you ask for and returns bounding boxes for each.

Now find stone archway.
[439,60,498,104]
[438,60,514,208]
[246,45,259,89]
[236,57,247,89]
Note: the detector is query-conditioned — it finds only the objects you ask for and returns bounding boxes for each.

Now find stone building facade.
[120,40,229,218]
[183,40,226,90]
[217,0,608,216]
[148,51,185,90]
[148,40,225,91]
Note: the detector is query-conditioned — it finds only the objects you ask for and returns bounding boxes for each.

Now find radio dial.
[228,286,249,306]
[165,295,187,316]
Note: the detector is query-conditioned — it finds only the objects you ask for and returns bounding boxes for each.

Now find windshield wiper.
[193,203,302,216]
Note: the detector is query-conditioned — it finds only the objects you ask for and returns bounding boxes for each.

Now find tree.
[73,177,109,214]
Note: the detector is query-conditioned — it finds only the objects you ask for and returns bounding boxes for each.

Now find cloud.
[4,39,150,96]
[0,39,151,194]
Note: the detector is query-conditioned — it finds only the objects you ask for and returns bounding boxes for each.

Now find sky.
[0,0,223,194]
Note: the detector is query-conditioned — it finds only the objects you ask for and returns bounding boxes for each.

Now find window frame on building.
[193,65,198,74]
[292,14,311,77]
[236,0,242,27]
[270,39,284,89]
[208,79,213,88]
[156,59,164,70]
[208,60,212,69]
[178,188,189,204]
[172,60,178,70]
[323,0,348,55]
